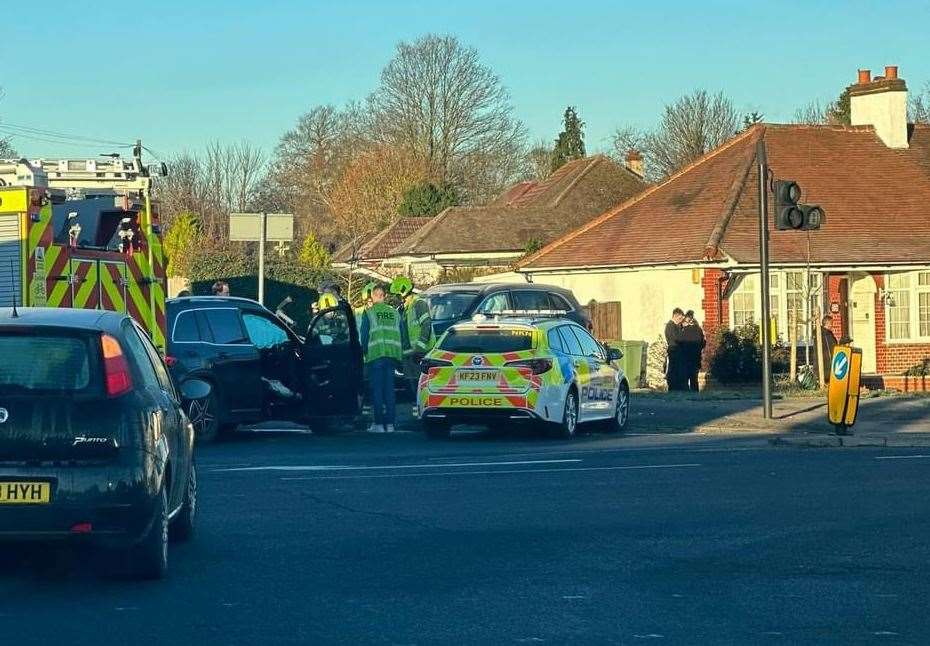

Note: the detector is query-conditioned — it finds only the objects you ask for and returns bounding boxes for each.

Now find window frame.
[728,270,823,345]
[885,270,930,343]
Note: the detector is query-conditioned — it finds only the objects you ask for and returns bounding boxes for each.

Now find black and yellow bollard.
[827,345,862,435]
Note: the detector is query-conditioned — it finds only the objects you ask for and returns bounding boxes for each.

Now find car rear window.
[0,333,95,393]
[426,291,478,320]
[439,327,534,353]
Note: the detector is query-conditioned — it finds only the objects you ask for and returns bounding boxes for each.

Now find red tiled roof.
[392,155,646,256]
[522,124,930,270]
[332,217,432,264]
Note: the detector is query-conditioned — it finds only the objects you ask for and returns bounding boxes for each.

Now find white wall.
[850,88,909,149]
[524,268,706,341]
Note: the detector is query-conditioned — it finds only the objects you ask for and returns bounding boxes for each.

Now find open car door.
[302,301,363,418]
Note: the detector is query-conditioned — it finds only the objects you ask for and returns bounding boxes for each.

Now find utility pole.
[258,212,267,306]
[757,139,774,419]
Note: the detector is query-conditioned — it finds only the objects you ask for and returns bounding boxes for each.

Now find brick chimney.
[848,65,909,149]
[624,149,644,178]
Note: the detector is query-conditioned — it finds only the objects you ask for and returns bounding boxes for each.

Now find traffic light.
[774,180,824,231]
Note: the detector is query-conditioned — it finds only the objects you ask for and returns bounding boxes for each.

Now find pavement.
[3,429,929,645]
[630,392,930,448]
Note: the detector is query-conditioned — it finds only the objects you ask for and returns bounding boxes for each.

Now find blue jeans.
[368,358,398,426]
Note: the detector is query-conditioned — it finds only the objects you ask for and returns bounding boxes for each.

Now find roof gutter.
[519,259,736,274]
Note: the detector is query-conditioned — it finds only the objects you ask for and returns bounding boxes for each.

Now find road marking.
[211,458,582,473]
[875,454,930,460]
[281,463,701,481]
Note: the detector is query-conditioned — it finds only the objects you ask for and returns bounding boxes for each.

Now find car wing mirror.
[180,378,212,401]
[606,346,623,362]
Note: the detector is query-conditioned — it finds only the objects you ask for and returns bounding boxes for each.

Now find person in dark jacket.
[813,315,839,382]
[664,308,685,391]
[679,310,706,392]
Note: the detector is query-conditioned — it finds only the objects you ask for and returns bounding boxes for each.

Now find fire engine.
[0,144,169,349]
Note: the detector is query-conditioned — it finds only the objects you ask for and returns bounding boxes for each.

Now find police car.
[417,315,630,439]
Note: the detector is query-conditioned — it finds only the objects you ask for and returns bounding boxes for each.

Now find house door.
[848,273,877,373]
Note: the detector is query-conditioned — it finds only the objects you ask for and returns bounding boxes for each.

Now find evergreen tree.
[398,182,460,217]
[827,89,851,125]
[163,212,201,278]
[551,106,586,172]
[298,232,331,269]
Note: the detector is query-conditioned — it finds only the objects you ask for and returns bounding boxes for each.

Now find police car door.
[568,326,615,420]
[556,326,593,420]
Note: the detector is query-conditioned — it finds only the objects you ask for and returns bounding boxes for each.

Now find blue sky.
[1,0,928,162]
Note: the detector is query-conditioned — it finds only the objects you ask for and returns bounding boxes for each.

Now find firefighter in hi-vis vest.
[359,284,403,433]
[390,276,436,400]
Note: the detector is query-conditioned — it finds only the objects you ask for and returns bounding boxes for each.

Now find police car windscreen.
[426,291,478,320]
[439,328,533,353]
[0,333,95,393]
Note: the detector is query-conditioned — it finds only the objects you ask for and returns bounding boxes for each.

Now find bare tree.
[368,34,525,202]
[0,137,16,158]
[793,100,829,125]
[156,141,265,237]
[642,90,740,178]
[523,139,554,181]
[910,82,930,124]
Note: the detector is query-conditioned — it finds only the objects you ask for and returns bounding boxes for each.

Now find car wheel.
[169,464,197,542]
[552,390,579,439]
[422,419,451,439]
[128,485,168,580]
[605,383,630,434]
[187,391,219,443]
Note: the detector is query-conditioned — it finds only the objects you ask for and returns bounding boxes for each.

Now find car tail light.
[101,334,133,398]
[420,358,453,374]
[505,358,553,375]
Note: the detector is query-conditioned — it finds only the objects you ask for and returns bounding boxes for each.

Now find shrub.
[904,358,930,377]
[709,322,763,384]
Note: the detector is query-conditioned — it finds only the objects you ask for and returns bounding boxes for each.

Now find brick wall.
[701,269,730,362]
[872,273,930,374]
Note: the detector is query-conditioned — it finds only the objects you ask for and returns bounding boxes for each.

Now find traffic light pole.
[757,139,774,419]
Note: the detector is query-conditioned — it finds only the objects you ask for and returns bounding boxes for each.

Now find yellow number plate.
[0,482,51,504]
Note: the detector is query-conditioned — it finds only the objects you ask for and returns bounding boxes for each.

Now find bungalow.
[383,154,646,284]
[519,67,930,379]
[331,216,433,281]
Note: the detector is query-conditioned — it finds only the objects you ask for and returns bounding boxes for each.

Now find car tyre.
[128,485,168,580]
[551,389,579,439]
[187,391,219,443]
[422,419,451,439]
[169,464,197,542]
[604,382,630,434]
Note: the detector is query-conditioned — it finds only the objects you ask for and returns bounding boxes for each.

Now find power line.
[0,121,133,146]
[0,128,126,149]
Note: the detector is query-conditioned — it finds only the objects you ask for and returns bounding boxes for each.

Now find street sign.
[229,213,293,242]
[229,212,294,306]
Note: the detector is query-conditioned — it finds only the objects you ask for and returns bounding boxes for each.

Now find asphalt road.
[3,428,930,645]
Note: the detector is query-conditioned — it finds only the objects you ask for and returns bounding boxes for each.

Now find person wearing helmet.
[390,275,436,398]
[359,284,403,432]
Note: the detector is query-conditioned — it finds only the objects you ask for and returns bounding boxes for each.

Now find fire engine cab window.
[172,311,200,342]
[439,328,534,353]
[203,309,248,345]
[512,290,550,311]
[242,313,291,350]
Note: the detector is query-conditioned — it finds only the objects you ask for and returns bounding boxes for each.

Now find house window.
[732,275,756,327]
[886,271,930,342]
[729,271,823,344]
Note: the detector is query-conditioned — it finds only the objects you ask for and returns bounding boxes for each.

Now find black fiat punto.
[0,307,203,579]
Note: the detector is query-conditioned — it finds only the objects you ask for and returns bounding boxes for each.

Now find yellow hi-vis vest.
[404,294,436,354]
[365,302,403,363]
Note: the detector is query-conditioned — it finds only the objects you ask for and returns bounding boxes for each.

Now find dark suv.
[0,308,199,579]
[165,296,363,441]
[423,283,591,336]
